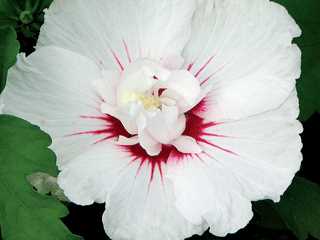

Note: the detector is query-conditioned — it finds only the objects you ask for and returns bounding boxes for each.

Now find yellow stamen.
[122,92,161,109]
[136,94,161,109]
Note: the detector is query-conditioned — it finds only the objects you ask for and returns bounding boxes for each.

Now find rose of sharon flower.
[1,0,303,239]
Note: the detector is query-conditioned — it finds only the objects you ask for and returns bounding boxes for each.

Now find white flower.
[1,0,303,239]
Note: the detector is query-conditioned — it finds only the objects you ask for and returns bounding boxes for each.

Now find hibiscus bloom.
[1,0,303,239]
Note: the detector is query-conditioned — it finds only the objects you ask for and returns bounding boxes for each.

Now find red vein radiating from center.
[123,40,132,63]
[111,49,125,71]
[69,100,235,182]
[74,42,236,181]
[194,56,214,78]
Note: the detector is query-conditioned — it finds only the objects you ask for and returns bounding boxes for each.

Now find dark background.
[62,113,320,240]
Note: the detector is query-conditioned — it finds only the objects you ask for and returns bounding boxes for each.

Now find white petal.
[117,135,139,146]
[1,46,104,168]
[184,0,301,120]
[201,91,302,201]
[93,70,119,105]
[117,59,171,107]
[138,128,162,156]
[101,102,140,135]
[100,103,119,118]
[147,106,186,144]
[167,91,302,236]
[58,142,131,205]
[171,136,202,154]
[38,0,196,69]
[102,162,207,240]
[160,55,185,70]
[168,157,253,236]
[56,134,207,239]
[159,70,201,112]
[119,115,139,135]
[136,112,148,130]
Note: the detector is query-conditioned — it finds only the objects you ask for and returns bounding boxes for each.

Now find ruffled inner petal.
[168,91,302,236]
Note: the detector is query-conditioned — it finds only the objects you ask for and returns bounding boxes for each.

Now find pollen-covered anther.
[123,92,162,109]
[97,59,204,156]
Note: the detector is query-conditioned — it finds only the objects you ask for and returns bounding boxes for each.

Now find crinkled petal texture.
[58,143,207,239]
[37,0,196,69]
[2,47,105,168]
[167,91,302,236]
[184,0,301,120]
[1,0,303,239]
[2,46,207,239]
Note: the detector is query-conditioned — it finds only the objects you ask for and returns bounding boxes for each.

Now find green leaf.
[253,200,287,231]
[254,177,320,240]
[274,0,320,121]
[0,26,19,94]
[0,115,82,240]
[0,1,20,27]
[0,0,52,27]
[0,0,52,53]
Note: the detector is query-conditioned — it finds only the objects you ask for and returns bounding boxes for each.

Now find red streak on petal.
[67,129,109,137]
[201,64,226,85]
[183,114,216,141]
[203,151,214,159]
[194,56,214,78]
[200,73,214,86]
[122,144,183,182]
[80,115,109,120]
[198,138,237,155]
[93,136,114,144]
[110,49,125,71]
[183,113,236,156]
[202,132,229,138]
[187,63,194,71]
[190,98,208,116]
[123,40,132,63]
[68,100,236,181]
[69,115,131,141]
